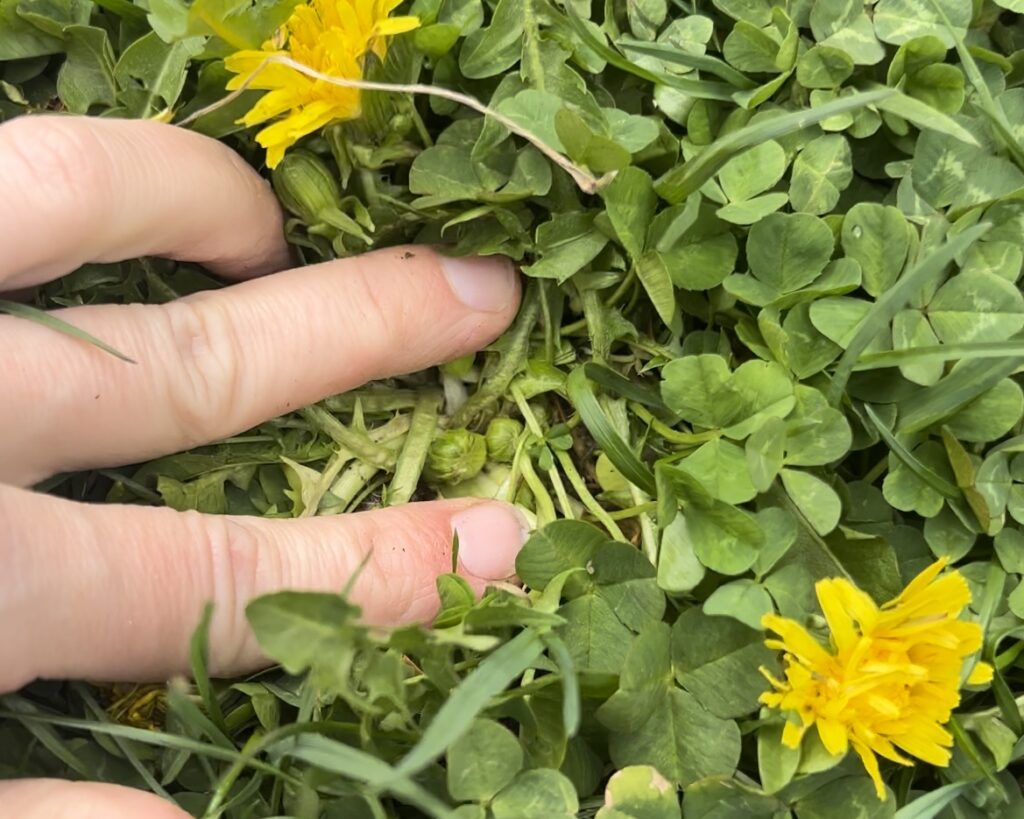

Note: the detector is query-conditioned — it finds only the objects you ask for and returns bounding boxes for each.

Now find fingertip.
[451,501,530,580]
[438,253,520,315]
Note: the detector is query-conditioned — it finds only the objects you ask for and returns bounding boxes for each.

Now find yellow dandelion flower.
[224,0,420,168]
[760,558,992,800]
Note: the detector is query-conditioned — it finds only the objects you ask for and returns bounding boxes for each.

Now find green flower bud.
[424,429,487,485]
[272,149,343,224]
[486,417,523,463]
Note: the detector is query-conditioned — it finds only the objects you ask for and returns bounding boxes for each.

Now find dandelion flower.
[225,0,419,168]
[760,558,992,800]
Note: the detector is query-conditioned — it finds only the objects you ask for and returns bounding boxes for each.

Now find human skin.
[0,115,527,817]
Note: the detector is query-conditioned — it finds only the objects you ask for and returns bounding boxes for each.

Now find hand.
[0,116,526,817]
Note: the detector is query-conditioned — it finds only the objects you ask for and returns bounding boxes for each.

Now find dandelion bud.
[424,429,487,485]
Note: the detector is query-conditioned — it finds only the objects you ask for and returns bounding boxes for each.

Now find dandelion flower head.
[760,558,993,800]
[225,0,419,168]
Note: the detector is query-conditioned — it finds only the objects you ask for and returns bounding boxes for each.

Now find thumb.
[0,780,190,819]
[1,484,528,692]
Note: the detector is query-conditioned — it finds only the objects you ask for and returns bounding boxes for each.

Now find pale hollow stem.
[555,449,626,540]
[546,458,576,520]
[630,483,659,565]
[519,453,557,525]
[177,55,607,195]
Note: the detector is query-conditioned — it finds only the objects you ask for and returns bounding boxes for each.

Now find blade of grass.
[393,628,543,778]
[855,339,1024,370]
[655,87,895,203]
[566,367,656,495]
[270,734,452,818]
[876,90,979,147]
[0,703,303,786]
[893,781,970,819]
[617,38,757,89]
[561,8,736,101]
[72,684,173,800]
[582,362,667,410]
[543,633,581,737]
[927,0,1024,170]
[863,405,959,497]
[190,603,228,737]
[896,355,1024,435]
[0,299,136,364]
[2,695,94,777]
[827,222,990,405]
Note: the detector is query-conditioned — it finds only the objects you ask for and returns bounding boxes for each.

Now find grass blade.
[897,355,1023,435]
[543,633,581,737]
[0,299,136,364]
[893,781,970,819]
[855,339,1024,370]
[393,629,543,778]
[655,88,895,203]
[617,38,757,89]
[561,8,735,101]
[190,603,228,737]
[827,222,990,404]
[567,367,656,495]
[863,405,959,498]
[270,734,452,819]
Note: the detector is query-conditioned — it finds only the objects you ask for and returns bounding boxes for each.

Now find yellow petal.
[762,614,833,669]
[817,719,850,756]
[885,557,949,609]
[967,661,994,686]
[851,740,887,801]
[782,720,807,749]
[816,578,860,654]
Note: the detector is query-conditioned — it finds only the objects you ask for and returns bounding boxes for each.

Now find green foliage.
[6,0,1024,817]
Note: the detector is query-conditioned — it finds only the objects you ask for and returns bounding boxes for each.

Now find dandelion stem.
[177,55,607,194]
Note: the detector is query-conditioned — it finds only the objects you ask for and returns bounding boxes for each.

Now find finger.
[0,484,527,693]
[0,116,290,289]
[0,247,519,485]
[0,779,190,819]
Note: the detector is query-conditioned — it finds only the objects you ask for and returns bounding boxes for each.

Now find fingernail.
[451,503,530,579]
[440,254,517,313]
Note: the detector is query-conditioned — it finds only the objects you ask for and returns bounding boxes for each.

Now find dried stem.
[176,54,609,194]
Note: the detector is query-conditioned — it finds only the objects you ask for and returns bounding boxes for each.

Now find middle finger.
[0,247,519,485]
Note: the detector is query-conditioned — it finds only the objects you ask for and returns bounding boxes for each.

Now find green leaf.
[56,25,116,113]
[841,203,911,297]
[595,765,681,819]
[0,0,62,59]
[635,251,678,327]
[703,579,774,630]
[717,140,787,202]
[491,769,579,819]
[524,212,610,283]
[780,469,842,535]
[458,0,523,78]
[747,212,835,293]
[828,222,991,403]
[795,775,895,816]
[599,624,741,786]
[789,134,853,215]
[927,271,1024,344]
[447,719,524,801]
[874,0,971,48]
[797,45,854,89]
[723,20,781,73]
[113,32,204,117]
[604,166,657,260]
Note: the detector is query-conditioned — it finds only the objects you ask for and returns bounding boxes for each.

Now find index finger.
[0,116,291,289]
